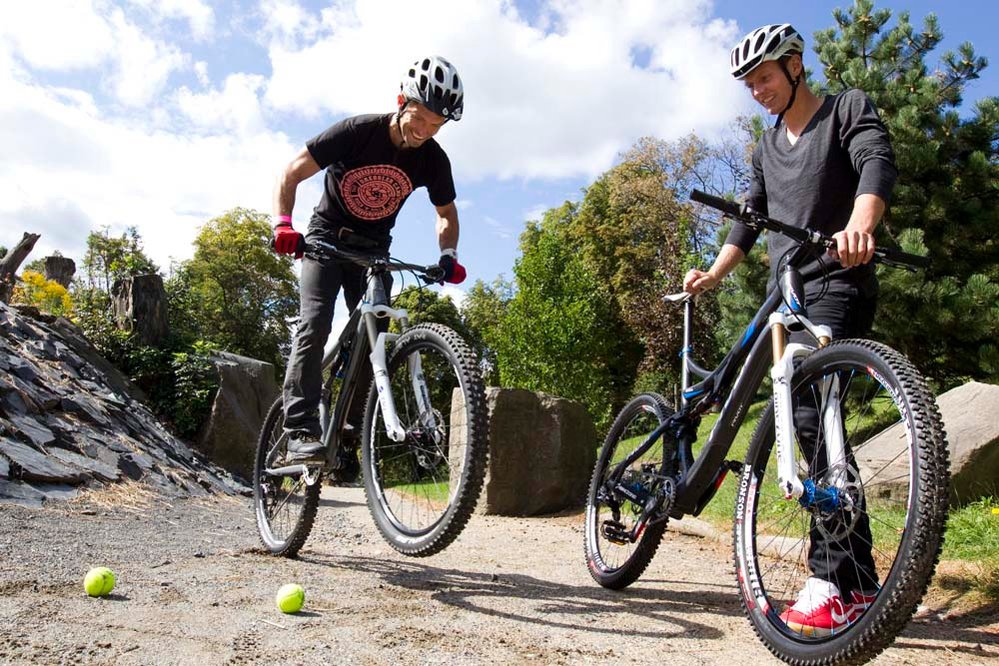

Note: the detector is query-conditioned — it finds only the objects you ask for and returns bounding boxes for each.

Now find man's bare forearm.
[708,244,747,280]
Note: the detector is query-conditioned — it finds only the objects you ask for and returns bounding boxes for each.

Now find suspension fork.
[362,306,405,442]
[768,312,835,500]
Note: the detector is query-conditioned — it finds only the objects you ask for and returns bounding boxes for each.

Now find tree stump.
[0,232,41,302]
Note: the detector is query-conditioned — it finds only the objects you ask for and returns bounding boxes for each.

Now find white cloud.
[523,204,549,223]
[259,0,321,45]
[0,3,191,107]
[438,284,467,309]
[0,61,299,270]
[107,9,189,106]
[264,0,745,180]
[178,73,268,134]
[0,2,114,71]
[193,60,210,86]
[483,216,516,240]
[127,0,216,40]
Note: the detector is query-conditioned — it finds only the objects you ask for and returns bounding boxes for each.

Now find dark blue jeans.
[790,286,880,596]
[282,232,390,438]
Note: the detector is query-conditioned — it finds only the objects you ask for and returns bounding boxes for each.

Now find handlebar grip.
[690,189,743,217]
[296,235,307,256]
[876,245,930,269]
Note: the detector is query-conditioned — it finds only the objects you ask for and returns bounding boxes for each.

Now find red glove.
[438,251,466,284]
[273,222,303,258]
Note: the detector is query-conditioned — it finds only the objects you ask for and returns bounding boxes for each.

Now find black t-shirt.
[305,113,456,249]
[725,89,897,296]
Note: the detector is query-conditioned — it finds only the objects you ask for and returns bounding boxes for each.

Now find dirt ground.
[0,484,996,666]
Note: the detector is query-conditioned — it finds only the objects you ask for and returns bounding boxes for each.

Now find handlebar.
[301,238,446,283]
[690,189,930,270]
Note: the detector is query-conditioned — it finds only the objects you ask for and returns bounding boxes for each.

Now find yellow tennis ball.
[84,567,116,597]
[275,583,305,613]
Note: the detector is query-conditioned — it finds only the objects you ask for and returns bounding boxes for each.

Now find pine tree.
[812,0,999,386]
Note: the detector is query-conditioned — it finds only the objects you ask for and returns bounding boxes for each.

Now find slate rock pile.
[0,301,249,507]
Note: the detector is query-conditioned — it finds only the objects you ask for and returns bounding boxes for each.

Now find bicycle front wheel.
[584,392,675,589]
[734,339,948,664]
[361,323,488,557]
[253,397,321,557]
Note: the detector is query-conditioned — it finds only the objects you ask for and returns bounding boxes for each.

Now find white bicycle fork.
[768,312,847,500]
[360,304,438,443]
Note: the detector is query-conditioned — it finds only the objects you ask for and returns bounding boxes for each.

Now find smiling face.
[396,99,447,148]
[742,55,801,115]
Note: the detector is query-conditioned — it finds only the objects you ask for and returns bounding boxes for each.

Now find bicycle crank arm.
[264,464,322,486]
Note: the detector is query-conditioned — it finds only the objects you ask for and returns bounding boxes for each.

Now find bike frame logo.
[340,165,413,221]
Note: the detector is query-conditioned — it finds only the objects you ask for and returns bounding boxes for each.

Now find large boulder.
[195,352,280,480]
[857,381,999,506]
[453,388,597,517]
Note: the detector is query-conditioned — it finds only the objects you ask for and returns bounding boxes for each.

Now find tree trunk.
[0,232,41,303]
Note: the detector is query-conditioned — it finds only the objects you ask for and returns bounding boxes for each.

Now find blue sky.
[1,1,996,317]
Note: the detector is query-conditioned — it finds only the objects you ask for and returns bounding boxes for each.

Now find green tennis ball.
[84,567,116,597]
[275,583,305,613]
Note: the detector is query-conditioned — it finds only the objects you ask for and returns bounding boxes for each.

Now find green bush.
[171,341,219,439]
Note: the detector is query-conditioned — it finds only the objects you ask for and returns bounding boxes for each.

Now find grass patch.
[383,479,450,505]
[692,400,767,527]
[941,497,999,604]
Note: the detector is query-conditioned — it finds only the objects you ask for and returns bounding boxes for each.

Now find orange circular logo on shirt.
[340,165,413,221]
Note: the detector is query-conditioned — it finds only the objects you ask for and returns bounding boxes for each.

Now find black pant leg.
[282,251,348,437]
[790,288,880,595]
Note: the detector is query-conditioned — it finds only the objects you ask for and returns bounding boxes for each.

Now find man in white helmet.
[272,56,467,478]
[684,25,897,635]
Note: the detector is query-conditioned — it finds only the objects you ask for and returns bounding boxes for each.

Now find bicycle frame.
[267,253,439,481]
[607,257,835,518]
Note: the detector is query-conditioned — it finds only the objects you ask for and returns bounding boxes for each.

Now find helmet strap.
[774,58,802,127]
[395,97,410,148]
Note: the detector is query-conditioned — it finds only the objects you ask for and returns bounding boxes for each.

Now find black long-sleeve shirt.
[725,89,897,296]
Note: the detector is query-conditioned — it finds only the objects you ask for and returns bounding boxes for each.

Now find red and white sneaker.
[779,577,853,637]
[848,588,879,621]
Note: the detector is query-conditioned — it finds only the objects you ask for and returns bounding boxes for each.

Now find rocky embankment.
[0,302,247,506]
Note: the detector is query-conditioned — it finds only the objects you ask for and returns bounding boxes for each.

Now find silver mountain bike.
[254,240,488,557]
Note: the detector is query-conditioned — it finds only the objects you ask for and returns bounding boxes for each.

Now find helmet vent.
[754,31,767,52]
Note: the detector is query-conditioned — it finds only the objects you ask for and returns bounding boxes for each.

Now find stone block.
[857,381,999,506]
[454,387,597,517]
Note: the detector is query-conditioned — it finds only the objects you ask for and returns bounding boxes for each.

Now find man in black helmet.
[684,25,896,635]
[272,56,467,479]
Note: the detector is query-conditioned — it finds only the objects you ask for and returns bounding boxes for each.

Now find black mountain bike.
[254,240,488,558]
[584,190,949,664]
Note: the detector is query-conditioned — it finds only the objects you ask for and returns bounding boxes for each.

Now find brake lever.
[422,265,446,284]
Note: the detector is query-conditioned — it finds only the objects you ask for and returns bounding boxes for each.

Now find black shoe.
[285,433,326,463]
[331,439,360,484]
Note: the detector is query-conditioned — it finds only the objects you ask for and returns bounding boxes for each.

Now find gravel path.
[0,485,996,665]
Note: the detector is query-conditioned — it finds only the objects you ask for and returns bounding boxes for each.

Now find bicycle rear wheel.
[584,393,675,589]
[361,323,488,557]
[734,340,948,664]
[253,397,321,557]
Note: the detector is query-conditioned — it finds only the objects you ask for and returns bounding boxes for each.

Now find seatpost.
[681,298,693,406]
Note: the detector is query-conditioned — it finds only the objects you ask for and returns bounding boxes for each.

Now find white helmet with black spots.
[730,24,805,80]
[401,56,464,121]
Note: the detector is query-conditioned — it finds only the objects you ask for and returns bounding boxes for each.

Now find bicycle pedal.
[601,520,631,545]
